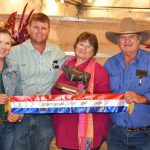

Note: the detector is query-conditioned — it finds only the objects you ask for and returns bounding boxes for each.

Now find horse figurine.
[63,65,91,90]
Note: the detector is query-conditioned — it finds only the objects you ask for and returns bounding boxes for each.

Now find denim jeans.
[11,114,54,150]
[108,122,150,150]
[0,121,15,150]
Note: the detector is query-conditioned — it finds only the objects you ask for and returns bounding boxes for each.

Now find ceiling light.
[87,0,93,3]
[60,0,64,3]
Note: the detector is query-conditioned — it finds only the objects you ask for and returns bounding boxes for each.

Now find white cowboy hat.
[106,17,150,44]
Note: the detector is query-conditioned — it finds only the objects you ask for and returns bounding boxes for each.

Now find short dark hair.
[29,13,50,27]
[0,27,11,36]
[74,32,98,56]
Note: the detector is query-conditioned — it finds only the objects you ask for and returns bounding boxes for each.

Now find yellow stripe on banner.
[5,97,11,112]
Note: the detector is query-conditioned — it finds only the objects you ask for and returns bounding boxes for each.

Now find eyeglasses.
[77,42,93,50]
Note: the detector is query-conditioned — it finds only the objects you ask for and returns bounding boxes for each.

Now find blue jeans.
[108,122,150,150]
[11,114,54,150]
[0,121,14,150]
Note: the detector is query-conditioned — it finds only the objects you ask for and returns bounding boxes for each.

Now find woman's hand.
[0,94,9,104]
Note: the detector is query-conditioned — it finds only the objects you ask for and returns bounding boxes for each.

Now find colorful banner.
[10,94,128,114]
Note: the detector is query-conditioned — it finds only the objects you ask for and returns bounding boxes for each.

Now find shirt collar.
[118,49,142,69]
[24,39,53,53]
[136,49,142,61]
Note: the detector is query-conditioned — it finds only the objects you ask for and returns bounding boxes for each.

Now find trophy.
[55,66,91,94]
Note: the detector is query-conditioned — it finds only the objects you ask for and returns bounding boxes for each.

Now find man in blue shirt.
[104,17,150,150]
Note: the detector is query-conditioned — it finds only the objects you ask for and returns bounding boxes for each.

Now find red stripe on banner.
[10,94,124,102]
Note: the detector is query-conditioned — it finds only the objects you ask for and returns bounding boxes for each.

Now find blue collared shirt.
[104,49,150,128]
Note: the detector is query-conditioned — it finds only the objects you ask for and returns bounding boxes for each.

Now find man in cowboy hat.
[104,17,150,150]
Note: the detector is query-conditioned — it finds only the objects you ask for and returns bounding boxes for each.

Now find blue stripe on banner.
[11,106,127,114]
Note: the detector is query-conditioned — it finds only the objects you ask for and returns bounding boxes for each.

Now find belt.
[25,114,51,117]
[25,114,34,116]
[0,117,7,124]
[126,125,150,132]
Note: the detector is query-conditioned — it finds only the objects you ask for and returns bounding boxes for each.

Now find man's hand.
[7,112,23,123]
[0,94,9,104]
[124,91,148,104]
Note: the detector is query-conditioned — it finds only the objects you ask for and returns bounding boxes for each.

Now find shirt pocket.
[19,63,36,82]
[135,73,150,94]
[19,64,28,80]
[49,67,60,83]
[110,72,120,92]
